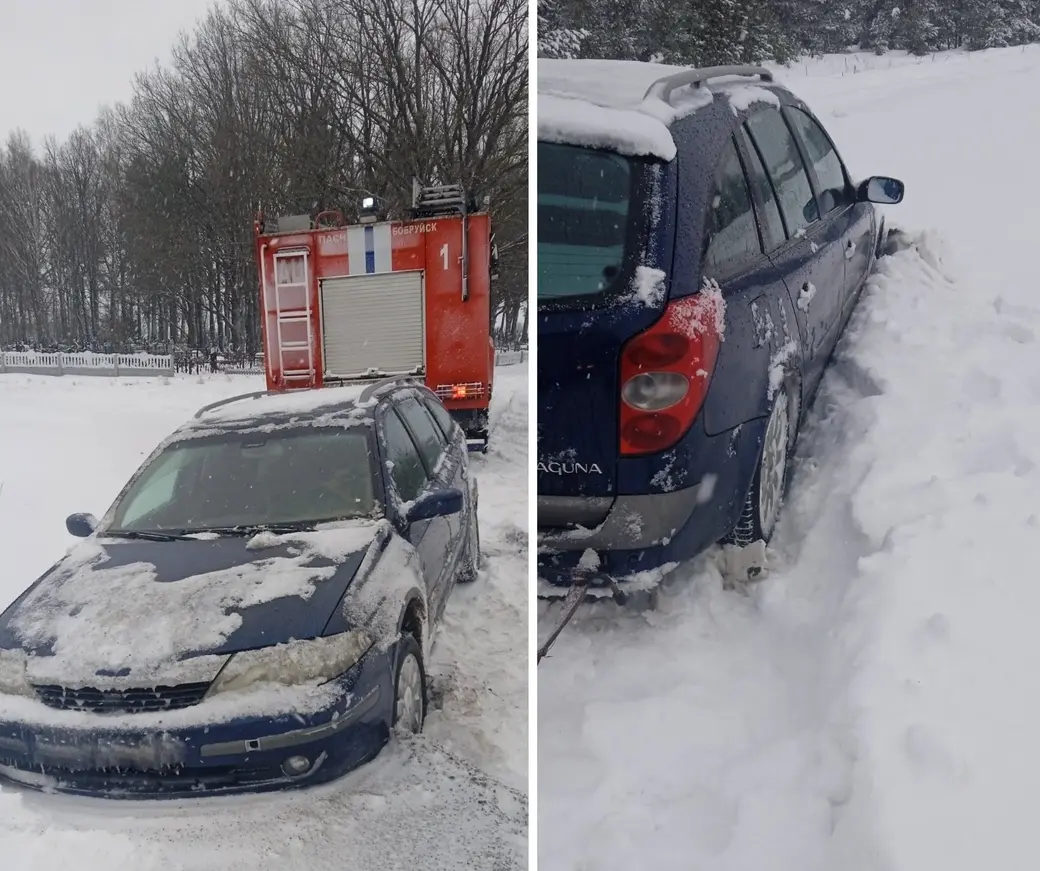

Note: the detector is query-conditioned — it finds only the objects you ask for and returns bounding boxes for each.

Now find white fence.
[0,351,174,377]
[495,349,527,367]
[1,348,527,377]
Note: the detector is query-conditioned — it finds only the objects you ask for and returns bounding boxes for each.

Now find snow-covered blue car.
[0,378,480,797]
[538,61,904,590]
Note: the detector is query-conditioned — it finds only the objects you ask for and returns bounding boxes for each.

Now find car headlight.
[0,648,34,698]
[207,630,373,697]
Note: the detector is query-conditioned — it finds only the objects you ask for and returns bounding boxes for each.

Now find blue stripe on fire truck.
[364,225,375,274]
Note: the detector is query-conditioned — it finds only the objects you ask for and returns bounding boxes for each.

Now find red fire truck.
[253,183,496,449]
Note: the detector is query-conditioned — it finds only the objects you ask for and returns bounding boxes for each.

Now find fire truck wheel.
[458,504,481,583]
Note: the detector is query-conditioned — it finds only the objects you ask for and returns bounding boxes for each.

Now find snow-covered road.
[538,46,1040,871]
[0,364,528,869]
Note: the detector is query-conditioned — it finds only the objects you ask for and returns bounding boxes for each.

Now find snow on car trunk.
[0,366,527,868]
[539,45,1040,871]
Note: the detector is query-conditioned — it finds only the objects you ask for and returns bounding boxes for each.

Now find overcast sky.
[1,0,221,148]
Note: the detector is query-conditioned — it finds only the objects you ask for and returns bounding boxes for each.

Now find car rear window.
[538,142,644,304]
[109,428,378,532]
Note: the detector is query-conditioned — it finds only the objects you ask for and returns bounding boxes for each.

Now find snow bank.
[819,234,1040,870]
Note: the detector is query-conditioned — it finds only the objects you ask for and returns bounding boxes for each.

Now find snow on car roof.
[538,58,781,161]
[193,382,374,426]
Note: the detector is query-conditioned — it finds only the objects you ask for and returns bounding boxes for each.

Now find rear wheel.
[392,634,426,734]
[727,386,793,548]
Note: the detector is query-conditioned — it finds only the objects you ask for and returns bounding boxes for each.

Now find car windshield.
[538,141,644,303]
[107,428,379,533]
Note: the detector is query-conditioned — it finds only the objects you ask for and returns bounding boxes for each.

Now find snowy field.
[0,365,528,869]
[539,45,1040,871]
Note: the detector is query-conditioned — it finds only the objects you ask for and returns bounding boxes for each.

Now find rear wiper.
[104,529,194,542]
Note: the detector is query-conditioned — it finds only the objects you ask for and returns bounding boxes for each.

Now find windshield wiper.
[186,521,320,536]
[104,529,194,542]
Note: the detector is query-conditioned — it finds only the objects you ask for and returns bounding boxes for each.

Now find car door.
[744,107,849,396]
[784,105,872,334]
[395,395,457,616]
[697,132,796,436]
[379,406,443,609]
[423,393,469,509]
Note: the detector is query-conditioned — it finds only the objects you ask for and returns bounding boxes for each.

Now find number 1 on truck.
[253,182,497,450]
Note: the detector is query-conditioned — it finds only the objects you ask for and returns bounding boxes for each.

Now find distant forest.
[0,0,528,357]
[539,0,1040,63]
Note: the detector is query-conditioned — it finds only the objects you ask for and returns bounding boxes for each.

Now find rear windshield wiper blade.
[104,529,194,542]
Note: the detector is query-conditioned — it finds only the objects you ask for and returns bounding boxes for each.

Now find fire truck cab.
[254,182,496,450]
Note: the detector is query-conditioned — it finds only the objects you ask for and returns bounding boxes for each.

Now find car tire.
[392,633,426,734]
[457,494,481,583]
[726,384,795,548]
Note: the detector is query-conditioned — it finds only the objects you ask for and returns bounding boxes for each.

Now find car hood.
[0,522,383,688]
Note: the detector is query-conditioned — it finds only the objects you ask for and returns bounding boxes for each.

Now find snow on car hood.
[0,521,382,688]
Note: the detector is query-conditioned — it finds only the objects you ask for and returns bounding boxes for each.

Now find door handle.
[844,240,856,260]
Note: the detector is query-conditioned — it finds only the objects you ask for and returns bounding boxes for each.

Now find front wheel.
[726,386,793,548]
[392,634,426,734]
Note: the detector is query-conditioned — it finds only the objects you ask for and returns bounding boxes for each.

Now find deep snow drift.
[0,364,528,869]
[538,45,1040,871]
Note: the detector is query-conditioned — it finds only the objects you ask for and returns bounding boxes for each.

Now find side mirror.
[66,513,98,538]
[406,488,464,522]
[858,176,905,205]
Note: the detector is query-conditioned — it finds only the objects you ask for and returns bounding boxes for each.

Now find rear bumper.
[537,487,719,584]
[0,652,393,799]
[537,416,767,583]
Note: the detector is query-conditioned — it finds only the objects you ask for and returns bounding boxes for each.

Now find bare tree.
[0,0,528,355]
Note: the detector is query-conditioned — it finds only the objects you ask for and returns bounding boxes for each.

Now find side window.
[382,410,428,503]
[424,396,458,442]
[746,108,819,238]
[786,107,852,215]
[736,124,787,252]
[397,397,447,474]
[702,136,761,280]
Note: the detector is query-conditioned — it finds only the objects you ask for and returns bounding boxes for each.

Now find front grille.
[32,682,210,714]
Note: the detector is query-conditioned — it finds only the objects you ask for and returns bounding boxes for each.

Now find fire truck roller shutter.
[320,271,425,378]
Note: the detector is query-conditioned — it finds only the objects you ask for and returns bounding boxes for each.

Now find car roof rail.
[193,391,276,419]
[643,65,774,104]
[358,375,424,404]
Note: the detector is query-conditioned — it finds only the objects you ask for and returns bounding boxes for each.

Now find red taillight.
[619,291,724,456]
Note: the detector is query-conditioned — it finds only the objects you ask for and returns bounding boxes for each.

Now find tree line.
[539,0,1040,65]
[0,0,528,359]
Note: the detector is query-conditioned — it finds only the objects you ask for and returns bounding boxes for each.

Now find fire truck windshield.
[107,428,380,534]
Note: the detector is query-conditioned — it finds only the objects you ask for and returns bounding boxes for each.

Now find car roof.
[178,378,429,436]
[538,58,793,161]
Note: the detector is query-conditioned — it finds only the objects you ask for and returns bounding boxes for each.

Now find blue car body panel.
[0,539,369,659]
[0,382,475,798]
[538,75,886,585]
[0,650,392,798]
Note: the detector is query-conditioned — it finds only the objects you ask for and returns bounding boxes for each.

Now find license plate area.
[32,732,188,771]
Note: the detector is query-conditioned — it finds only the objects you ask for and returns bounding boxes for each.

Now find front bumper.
[0,652,393,798]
